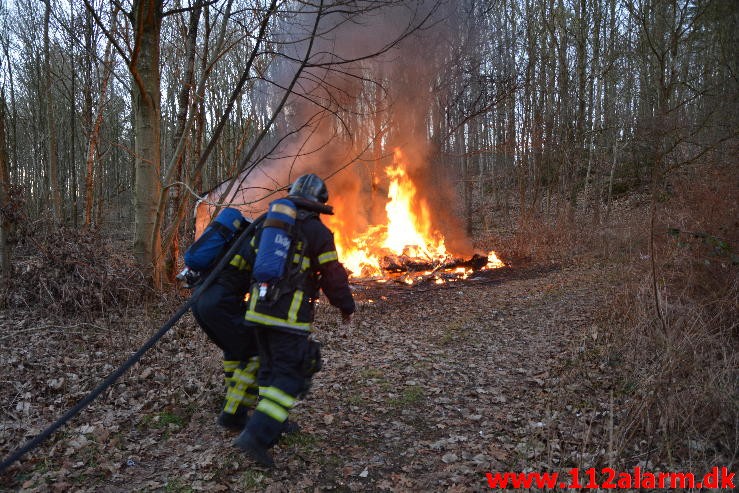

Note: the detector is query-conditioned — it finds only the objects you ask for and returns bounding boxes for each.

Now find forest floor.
[0,258,663,491]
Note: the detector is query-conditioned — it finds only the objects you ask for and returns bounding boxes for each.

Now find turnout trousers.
[192,281,260,417]
[243,327,311,447]
[192,281,258,362]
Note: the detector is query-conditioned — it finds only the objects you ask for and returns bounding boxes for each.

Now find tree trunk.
[44,0,63,221]
[0,92,11,277]
[165,1,202,283]
[131,0,163,287]
[84,10,117,229]
[68,1,78,227]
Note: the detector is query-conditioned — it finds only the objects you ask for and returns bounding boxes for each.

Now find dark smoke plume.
[200,1,472,256]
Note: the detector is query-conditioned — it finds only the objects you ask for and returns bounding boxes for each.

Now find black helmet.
[288,173,329,203]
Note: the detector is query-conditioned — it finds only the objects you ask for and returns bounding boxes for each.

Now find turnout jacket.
[232,207,355,332]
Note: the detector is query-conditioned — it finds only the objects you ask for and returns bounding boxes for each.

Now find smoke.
[200,0,472,256]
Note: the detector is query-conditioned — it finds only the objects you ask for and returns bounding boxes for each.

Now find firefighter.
[191,272,259,431]
[233,173,355,467]
[185,209,260,431]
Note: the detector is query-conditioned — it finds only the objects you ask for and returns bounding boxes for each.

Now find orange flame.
[382,150,448,259]
[326,148,502,278]
[486,251,504,269]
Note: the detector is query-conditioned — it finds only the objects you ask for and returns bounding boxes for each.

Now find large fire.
[325,148,503,279]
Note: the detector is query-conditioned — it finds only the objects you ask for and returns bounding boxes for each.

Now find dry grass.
[607,161,738,470]
[479,207,648,268]
[476,159,737,471]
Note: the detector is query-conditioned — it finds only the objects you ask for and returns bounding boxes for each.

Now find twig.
[578,411,595,472]
[0,323,110,342]
[608,389,615,469]
[650,193,668,335]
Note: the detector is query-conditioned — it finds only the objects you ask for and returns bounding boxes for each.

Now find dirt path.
[1,262,618,492]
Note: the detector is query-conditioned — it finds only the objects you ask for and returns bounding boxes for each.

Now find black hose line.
[0,214,265,475]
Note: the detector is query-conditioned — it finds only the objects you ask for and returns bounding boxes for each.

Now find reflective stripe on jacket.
[244,212,355,331]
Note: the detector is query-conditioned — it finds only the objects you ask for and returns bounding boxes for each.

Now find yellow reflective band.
[223,360,240,372]
[259,386,297,408]
[225,385,247,414]
[250,237,255,247]
[292,254,311,271]
[256,399,289,422]
[318,251,338,264]
[227,386,246,400]
[229,254,247,270]
[288,290,303,322]
[241,394,258,406]
[223,400,239,414]
[270,202,297,218]
[233,368,256,386]
[248,287,259,312]
[245,311,312,331]
[229,372,249,393]
[244,357,259,375]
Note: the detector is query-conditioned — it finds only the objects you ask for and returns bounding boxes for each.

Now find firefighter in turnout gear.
[185,209,260,431]
[234,173,355,467]
[191,277,260,431]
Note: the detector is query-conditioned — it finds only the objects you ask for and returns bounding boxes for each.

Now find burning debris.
[325,148,504,284]
[381,251,502,274]
[355,250,505,287]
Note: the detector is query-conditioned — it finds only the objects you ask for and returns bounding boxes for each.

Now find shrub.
[0,220,153,318]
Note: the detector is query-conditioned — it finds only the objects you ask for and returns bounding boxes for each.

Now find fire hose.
[0,214,265,475]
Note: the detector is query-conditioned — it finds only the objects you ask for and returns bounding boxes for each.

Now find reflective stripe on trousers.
[223,357,259,414]
[254,385,298,423]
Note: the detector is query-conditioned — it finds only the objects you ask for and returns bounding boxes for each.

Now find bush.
[0,220,153,318]
[612,160,738,468]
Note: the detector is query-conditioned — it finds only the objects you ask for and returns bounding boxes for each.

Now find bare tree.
[0,90,11,277]
[44,0,63,221]
[83,6,118,229]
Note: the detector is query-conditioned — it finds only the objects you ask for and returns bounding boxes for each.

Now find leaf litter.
[1,261,630,491]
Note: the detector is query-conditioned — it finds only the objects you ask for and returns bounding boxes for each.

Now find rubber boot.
[283,420,300,435]
[236,385,300,464]
[234,431,275,468]
[217,404,249,431]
